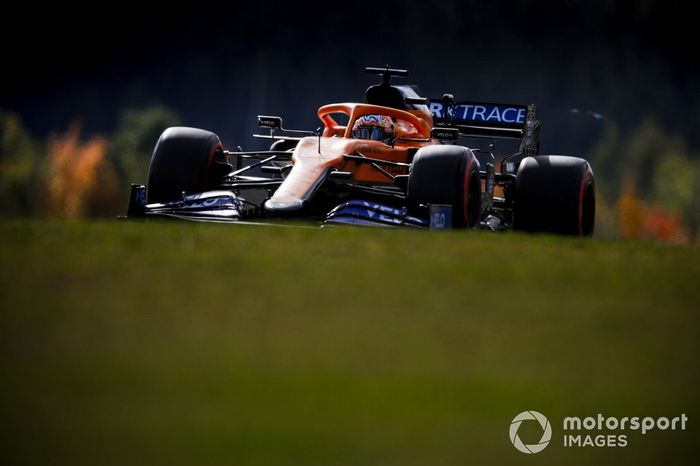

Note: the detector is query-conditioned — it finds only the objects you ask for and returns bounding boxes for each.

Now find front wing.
[126,185,428,228]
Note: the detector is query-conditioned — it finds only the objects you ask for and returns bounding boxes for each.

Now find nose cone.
[264,196,305,214]
[264,136,353,215]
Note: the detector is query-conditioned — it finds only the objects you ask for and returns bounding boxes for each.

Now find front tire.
[407,145,481,228]
[147,127,223,203]
[514,155,595,236]
[269,139,298,151]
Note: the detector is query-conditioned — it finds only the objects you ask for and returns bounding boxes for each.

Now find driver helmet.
[352,114,395,143]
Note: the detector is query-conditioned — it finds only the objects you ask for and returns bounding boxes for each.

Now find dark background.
[2,0,698,154]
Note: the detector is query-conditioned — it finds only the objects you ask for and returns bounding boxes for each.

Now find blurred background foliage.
[589,117,700,244]
[0,106,179,219]
[0,111,42,217]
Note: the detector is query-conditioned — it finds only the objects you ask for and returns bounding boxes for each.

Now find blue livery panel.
[429,101,527,128]
[325,200,427,228]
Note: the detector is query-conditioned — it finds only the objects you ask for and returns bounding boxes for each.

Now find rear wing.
[428,99,540,155]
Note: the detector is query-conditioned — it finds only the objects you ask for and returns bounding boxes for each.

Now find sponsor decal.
[429,204,452,230]
[430,102,526,125]
[356,144,382,155]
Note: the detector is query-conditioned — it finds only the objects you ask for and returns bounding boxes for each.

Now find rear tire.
[147,127,223,203]
[407,145,481,228]
[514,155,595,236]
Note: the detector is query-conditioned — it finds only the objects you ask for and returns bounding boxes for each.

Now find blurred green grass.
[1,219,698,465]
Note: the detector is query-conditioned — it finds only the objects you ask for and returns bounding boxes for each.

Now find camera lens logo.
[510,411,552,454]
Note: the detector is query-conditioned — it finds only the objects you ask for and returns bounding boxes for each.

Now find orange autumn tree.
[616,179,690,244]
[615,180,645,240]
[645,205,688,244]
[45,124,107,218]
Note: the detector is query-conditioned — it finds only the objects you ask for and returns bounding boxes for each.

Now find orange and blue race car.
[126,66,596,236]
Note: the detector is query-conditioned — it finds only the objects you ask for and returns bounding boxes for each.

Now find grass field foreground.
[1,219,698,465]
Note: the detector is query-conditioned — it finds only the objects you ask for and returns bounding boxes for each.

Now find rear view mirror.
[441,93,456,106]
[431,127,459,142]
[258,115,283,129]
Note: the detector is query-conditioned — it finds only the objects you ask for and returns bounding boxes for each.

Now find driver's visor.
[353,126,385,141]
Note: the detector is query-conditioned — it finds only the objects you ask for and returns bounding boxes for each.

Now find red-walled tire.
[407,145,481,228]
[147,127,222,203]
[514,155,595,236]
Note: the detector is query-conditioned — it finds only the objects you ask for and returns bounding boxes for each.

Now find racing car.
[126,66,595,236]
